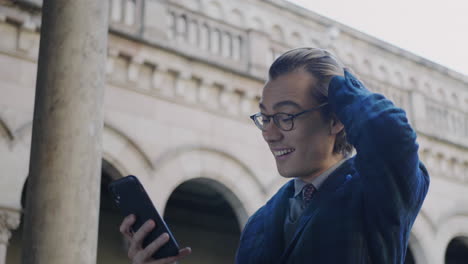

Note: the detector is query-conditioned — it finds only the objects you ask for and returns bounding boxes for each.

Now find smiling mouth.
[273,148,295,157]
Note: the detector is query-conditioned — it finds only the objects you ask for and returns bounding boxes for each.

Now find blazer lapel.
[280,158,356,262]
[263,180,295,263]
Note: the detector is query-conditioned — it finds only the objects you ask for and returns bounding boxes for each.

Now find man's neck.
[300,154,346,183]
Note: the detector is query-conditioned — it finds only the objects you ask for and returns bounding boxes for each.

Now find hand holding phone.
[120,214,191,264]
[109,175,191,263]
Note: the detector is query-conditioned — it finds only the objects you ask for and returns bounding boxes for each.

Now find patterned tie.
[302,184,316,205]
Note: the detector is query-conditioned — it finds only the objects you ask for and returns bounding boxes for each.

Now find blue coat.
[235,71,430,264]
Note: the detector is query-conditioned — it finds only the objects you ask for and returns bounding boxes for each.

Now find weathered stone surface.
[1,0,468,264]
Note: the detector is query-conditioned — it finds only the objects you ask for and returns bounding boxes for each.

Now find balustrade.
[109,0,141,32]
[167,6,246,65]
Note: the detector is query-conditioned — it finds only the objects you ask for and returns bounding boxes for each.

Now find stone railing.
[419,99,468,146]
[109,0,143,35]
[166,4,247,69]
[109,0,249,74]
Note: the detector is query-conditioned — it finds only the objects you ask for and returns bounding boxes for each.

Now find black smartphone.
[108,175,180,260]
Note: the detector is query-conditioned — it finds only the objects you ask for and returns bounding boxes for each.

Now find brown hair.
[268,47,353,157]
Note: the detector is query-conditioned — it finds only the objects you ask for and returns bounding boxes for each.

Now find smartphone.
[108,175,180,260]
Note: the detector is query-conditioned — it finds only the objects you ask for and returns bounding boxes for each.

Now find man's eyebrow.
[273,100,302,110]
[259,100,302,111]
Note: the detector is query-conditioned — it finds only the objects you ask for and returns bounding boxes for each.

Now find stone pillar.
[0,210,20,264]
[21,1,108,264]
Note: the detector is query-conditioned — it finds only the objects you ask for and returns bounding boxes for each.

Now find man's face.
[260,70,337,179]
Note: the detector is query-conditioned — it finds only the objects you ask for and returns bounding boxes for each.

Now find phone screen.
[108,175,180,259]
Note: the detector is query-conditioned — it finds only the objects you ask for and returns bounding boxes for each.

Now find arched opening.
[5,159,129,264]
[445,236,468,264]
[404,247,415,264]
[4,178,27,264]
[163,178,242,263]
[96,159,128,264]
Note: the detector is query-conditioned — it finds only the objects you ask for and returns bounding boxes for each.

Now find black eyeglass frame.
[249,102,329,131]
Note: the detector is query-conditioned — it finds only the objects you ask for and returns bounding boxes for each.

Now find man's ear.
[329,114,344,135]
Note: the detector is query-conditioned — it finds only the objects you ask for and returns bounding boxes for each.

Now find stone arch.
[271,24,285,42]
[166,177,244,228]
[1,120,32,210]
[146,146,266,227]
[1,120,153,209]
[408,210,435,264]
[163,177,243,262]
[96,158,129,263]
[102,123,154,176]
[446,236,468,264]
[434,215,468,263]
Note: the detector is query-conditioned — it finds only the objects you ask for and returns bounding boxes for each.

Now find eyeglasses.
[250,103,328,131]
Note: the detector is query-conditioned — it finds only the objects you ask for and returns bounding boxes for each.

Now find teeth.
[273,149,294,157]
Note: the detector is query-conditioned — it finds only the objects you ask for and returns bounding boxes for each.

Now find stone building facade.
[1,0,468,263]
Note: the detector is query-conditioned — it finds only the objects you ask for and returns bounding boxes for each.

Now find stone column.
[21,1,108,264]
[0,210,20,264]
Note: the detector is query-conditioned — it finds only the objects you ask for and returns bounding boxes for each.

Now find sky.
[287,0,468,76]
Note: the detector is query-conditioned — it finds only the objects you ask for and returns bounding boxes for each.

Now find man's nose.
[262,122,283,142]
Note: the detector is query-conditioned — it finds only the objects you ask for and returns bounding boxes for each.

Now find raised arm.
[328,70,429,223]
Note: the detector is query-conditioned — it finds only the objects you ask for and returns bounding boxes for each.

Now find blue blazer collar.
[279,157,356,262]
[260,157,356,263]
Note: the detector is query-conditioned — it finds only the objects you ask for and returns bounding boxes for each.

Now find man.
[119,48,430,264]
